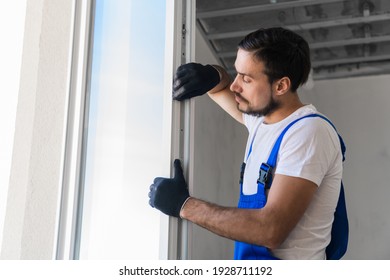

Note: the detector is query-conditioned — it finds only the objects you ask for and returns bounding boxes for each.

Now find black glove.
[172,63,220,101]
[149,159,190,217]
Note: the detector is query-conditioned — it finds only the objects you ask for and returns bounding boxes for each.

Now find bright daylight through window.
[79,0,170,259]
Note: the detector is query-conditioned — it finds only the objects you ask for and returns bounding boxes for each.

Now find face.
[230,49,280,117]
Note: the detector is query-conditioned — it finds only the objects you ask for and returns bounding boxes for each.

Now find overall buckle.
[239,162,246,185]
[257,163,273,189]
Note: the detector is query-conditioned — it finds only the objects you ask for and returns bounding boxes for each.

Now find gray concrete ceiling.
[197,0,390,80]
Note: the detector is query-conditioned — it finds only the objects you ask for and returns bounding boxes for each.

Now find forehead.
[234,49,266,77]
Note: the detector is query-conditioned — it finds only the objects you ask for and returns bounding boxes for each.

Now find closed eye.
[242,74,251,84]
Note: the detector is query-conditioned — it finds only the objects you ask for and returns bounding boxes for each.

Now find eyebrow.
[234,69,253,79]
[234,63,255,79]
[237,71,254,78]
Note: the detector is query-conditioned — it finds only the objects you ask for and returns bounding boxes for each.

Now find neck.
[264,95,304,124]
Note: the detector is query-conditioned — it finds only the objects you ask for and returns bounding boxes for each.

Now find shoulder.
[276,114,343,186]
[284,115,340,146]
[279,114,342,165]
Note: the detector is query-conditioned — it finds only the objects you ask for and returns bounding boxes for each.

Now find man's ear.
[274,77,291,96]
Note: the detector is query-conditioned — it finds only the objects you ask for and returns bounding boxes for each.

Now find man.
[149,27,343,260]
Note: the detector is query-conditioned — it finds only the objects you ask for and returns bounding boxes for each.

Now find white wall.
[300,75,390,259]
[190,29,247,259]
[0,1,27,253]
[1,0,74,259]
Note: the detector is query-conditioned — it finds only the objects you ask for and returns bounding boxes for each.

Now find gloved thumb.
[173,159,185,181]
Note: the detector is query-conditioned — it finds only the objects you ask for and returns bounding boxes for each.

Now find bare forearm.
[207,65,243,124]
[208,65,231,94]
[180,197,280,249]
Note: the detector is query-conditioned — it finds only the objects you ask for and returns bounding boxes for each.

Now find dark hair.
[238,27,311,92]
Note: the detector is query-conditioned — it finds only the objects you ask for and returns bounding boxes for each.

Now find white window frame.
[55,0,196,260]
[54,0,94,260]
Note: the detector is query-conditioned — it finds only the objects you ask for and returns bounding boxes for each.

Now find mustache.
[234,92,249,103]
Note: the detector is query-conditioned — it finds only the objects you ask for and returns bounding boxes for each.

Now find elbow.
[252,224,288,250]
[265,237,284,250]
[268,223,291,250]
[245,208,292,250]
[262,237,285,251]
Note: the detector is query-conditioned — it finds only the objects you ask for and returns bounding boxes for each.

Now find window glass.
[79,0,169,259]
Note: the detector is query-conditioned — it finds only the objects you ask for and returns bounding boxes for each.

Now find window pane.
[79,0,169,259]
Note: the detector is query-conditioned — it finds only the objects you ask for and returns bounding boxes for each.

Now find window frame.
[55,0,196,260]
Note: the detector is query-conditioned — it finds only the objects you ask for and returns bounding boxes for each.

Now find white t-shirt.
[242,104,343,260]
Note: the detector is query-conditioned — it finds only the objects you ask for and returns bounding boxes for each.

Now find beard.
[235,91,281,117]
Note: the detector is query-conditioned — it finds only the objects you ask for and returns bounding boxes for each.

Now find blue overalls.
[234,114,348,260]
[234,158,278,259]
[233,121,279,260]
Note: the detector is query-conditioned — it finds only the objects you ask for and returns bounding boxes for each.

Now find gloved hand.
[149,159,190,218]
[172,63,220,101]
